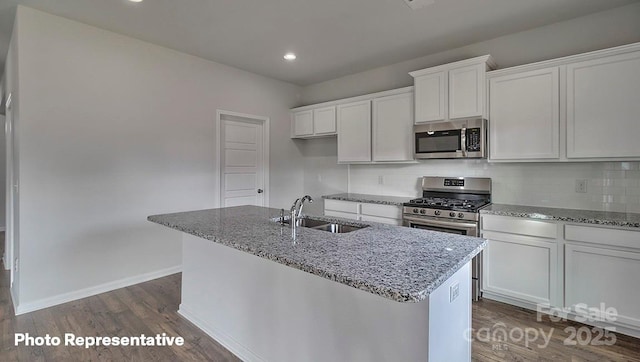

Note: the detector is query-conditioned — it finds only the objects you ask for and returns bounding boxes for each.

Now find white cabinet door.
[482,230,558,306]
[292,110,313,137]
[449,63,484,119]
[565,243,640,329]
[489,67,560,160]
[313,106,337,135]
[337,100,372,163]
[414,71,446,123]
[567,51,640,158]
[372,92,414,161]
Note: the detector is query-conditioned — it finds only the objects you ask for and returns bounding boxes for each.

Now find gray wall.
[12,6,303,310]
[300,2,640,105]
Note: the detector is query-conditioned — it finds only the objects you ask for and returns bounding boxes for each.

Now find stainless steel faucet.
[290,198,301,230]
[298,195,313,218]
[289,195,314,232]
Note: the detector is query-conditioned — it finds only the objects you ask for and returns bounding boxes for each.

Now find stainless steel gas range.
[402,176,491,301]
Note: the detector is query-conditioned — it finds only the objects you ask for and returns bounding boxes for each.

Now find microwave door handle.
[460,128,467,156]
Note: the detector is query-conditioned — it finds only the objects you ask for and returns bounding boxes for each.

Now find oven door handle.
[403,216,478,229]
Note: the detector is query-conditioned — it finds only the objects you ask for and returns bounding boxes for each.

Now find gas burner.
[403,196,490,212]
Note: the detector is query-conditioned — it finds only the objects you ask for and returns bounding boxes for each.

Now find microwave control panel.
[466,128,481,152]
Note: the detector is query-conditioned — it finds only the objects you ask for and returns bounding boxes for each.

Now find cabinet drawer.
[565,224,640,250]
[481,215,557,239]
[324,199,359,213]
[360,203,402,219]
[324,210,359,221]
[360,215,402,226]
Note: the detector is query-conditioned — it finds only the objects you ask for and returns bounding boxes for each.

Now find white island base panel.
[178,233,472,362]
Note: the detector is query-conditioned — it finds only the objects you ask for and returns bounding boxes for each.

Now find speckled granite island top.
[322,193,410,206]
[148,205,485,302]
[481,204,640,229]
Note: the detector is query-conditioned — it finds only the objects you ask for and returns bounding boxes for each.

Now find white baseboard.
[10,284,18,315]
[15,265,182,315]
[178,305,264,362]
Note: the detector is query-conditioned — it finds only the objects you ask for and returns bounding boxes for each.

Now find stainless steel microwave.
[414,118,487,159]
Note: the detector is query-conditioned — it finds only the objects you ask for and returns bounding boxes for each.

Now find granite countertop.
[148,205,485,303]
[322,193,410,206]
[481,204,640,229]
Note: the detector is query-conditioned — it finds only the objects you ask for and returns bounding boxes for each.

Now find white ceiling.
[0,0,638,85]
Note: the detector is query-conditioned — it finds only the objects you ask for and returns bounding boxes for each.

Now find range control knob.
[449,212,456,217]
[420,209,426,214]
[413,208,419,214]
[458,212,464,218]
[434,210,441,216]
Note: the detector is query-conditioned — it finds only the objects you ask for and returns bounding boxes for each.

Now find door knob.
[257,189,264,193]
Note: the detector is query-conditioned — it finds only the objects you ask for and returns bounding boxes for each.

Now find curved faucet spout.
[298,195,314,218]
[290,198,301,213]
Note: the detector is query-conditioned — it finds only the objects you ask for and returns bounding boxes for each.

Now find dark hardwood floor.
[1,235,639,361]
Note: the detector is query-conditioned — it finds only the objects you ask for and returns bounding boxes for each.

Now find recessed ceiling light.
[283,53,297,61]
[129,0,143,3]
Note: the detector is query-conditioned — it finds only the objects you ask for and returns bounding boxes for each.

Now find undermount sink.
[310,223,364,233]
[273,217,367,234]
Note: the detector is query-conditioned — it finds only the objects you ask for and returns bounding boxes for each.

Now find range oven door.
[403,215,483,301]
[402,215,478,236]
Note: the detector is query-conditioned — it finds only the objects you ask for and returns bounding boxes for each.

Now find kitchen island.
[148,205,486,362]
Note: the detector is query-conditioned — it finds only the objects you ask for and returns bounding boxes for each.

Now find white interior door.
[219,113,268,208]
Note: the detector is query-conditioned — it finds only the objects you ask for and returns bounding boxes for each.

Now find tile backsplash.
[348,161,640,213]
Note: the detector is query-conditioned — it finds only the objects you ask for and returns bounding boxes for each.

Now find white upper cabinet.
[486,42,640,162]
[372,92,414,162]
[449,63,485,119]
[291,106,337,139]
[567,50,640,159]
[488,67,560,161]
[292,87,414,163]
[292,110,314,137]
[313,106,337,135]
[337,100,372,163]
[410,55,495,124]
[413,71,446,122]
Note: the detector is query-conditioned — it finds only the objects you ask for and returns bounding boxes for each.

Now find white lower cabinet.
[564,225,640,330]
[480,215,560,307]
[324,199,402,225]
[482,231,558,306]
[481,214,640,337]
[323,199,359,221]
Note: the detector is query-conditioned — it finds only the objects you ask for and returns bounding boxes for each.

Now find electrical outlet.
[450,282,460,302]
[378,176,384,185]
[14,258,19,272]
[575,179,588,193]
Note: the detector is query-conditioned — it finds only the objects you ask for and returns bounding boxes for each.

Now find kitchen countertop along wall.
[322,193,408,206]
[481,204,640,229]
